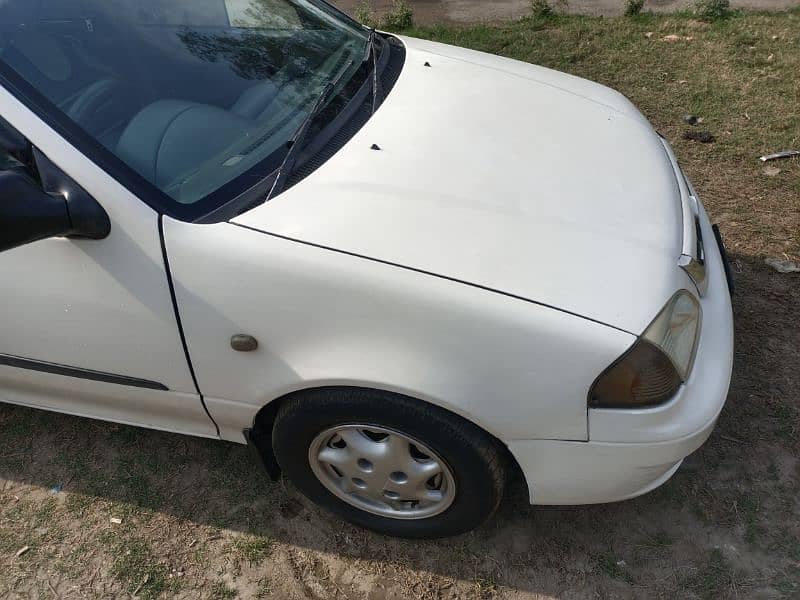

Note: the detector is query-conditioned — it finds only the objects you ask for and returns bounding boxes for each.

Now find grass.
[683,548,746,599]
[230,534,275,565]
[254,575,272,598]
[104,535,178,599]
[211,580,238,599]
[1,8,799,599]
[597,553,634,584]
[355,0,414,30]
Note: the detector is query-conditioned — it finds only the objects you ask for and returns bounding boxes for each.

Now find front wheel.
[272,388,507,538]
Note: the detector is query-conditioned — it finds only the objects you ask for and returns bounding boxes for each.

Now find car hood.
[233,36,685,334]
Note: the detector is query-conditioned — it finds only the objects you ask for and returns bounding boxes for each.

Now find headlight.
[589,291,701,408]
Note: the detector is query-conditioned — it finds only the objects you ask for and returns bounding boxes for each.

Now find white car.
[0,0,734,538]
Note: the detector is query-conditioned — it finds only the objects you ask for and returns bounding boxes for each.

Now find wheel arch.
[246,384,528,498]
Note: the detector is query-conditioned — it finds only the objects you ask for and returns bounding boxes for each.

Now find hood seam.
[229,220,636,336]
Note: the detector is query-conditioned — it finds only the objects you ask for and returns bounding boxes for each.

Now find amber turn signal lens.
[589,340,683,408]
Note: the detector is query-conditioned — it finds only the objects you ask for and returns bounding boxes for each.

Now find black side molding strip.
[0,353,169,391]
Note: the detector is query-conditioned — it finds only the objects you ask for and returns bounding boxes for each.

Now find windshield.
[0,0,369,213]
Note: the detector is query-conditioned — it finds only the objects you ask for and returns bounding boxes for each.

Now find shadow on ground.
[1,253,798,597]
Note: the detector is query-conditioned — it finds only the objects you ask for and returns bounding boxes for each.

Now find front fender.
[163,219,634,444]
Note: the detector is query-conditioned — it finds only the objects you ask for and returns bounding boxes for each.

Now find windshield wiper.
[266,59,354,201]
[366,28,383,114]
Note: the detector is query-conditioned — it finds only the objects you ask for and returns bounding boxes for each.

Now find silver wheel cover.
[308,424,457,520]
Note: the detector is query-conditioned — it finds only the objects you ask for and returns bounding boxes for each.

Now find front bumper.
[508,203,734,505]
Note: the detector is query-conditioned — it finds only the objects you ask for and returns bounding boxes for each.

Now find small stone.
[765,258,800,274]
[110,517,122,524]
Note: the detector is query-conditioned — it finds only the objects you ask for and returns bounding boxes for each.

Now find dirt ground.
[2,9,800,600]
[332,0,800,24]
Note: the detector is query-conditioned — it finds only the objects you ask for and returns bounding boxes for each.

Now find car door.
[0,86,218,438]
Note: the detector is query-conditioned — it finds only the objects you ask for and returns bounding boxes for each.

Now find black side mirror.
[0,118,110,253]
[33,148,111,241]
[0,170,75,251]
[0,150,110,253]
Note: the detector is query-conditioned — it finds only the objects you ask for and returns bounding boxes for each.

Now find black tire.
[272,387,507,538]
